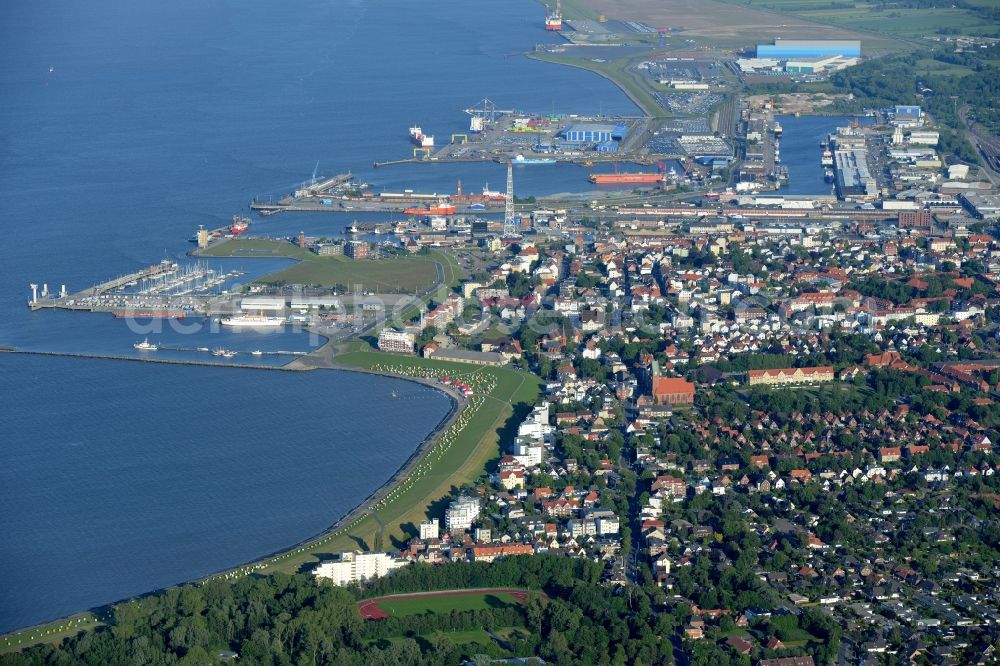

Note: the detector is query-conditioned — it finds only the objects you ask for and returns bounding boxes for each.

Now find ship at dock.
[589,172,665,185]
[403,203,457,215]
[409,126,434,148]
[230,214,250,234]
[219,314,286,328]
[545,0,562,30]
[511,154,556,165]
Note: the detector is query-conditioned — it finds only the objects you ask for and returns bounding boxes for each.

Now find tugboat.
[824,167,835,183]
[133,338,158,351]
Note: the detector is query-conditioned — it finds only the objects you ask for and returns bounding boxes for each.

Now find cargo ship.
[409,126,434,148]
[589,172,665,185]
[403,204,457,215]
[231,214,250,234]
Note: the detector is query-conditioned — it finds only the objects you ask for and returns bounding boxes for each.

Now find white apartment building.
[313,551,408,586]
[445,496,480,532]
[419,518,439,540]
[378,328,415,353]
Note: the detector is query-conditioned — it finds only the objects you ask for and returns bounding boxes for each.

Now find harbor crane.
[464,98,515,132]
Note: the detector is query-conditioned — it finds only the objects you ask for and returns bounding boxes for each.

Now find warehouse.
[239,296,286,311]
[784,55,859,73]
[834,148,876,198]
[562,123,628,143]
[757,38,861,59]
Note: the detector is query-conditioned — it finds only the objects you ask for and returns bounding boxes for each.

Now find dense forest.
[0,556,678,666]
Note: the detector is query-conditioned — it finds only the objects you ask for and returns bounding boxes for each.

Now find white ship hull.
[220,316,285,328]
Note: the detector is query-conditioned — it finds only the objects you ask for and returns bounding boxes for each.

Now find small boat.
[212,348,237,358]
[133,338,158,351]
[251,350,263,356]
[197,347,209,352]
[391,390,398,399]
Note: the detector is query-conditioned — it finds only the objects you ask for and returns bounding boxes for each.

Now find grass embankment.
[245,350,540,576]
[529,52,664,118]
[198,239,448,293]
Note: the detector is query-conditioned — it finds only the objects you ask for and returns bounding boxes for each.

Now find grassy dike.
[196,238,458,293]
[247,349,541,574]
[2,347,539,654]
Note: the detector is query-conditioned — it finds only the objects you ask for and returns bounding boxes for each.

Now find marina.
[27,260,248,318]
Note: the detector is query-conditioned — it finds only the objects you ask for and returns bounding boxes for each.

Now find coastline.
[0,344,471,649]
[526,52,660,118]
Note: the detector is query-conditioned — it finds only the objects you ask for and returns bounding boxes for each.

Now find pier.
[27,259,244,316]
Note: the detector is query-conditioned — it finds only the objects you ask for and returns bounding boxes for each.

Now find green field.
[198,239,450,292]
[378,592,520,617]
[720,0,998,40]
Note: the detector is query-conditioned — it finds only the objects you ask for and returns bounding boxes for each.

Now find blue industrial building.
[756,39,861,59]
[562,123,628,143]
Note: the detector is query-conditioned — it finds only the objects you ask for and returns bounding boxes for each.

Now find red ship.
[545,0,562,30]
[231,214,251,234]
[589,173,665,185]
[403,204,457,216]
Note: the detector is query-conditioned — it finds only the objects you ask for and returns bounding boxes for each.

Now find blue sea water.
[0,355,451,632]
[0,0,637,633]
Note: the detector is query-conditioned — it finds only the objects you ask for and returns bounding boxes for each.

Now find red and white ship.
[403,203,457,216]
[230,214,250,234]
[482,183,506,201]
[409,126,434,148]
[545,0,562,30]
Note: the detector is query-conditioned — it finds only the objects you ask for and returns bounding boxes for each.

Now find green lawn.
[378,592,520,617]
[197,239,449,293]
[260,255,439,292]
